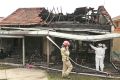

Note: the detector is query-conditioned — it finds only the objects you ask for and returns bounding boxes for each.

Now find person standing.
[89,43,107,71]
[61,40,73,79]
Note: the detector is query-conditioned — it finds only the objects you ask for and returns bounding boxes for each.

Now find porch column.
[22,37,25,66]
[110,39,113,62]
[47,38,50,68]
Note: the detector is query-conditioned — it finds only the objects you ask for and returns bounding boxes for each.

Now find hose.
[46,36,109,74]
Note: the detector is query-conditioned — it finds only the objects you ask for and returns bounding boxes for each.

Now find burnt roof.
[0,6,112,31]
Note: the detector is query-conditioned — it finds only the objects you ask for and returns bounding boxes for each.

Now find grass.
[0,64,119,80]
[0,64,16,70]
[0,64,16,80]
[47,71,120,80]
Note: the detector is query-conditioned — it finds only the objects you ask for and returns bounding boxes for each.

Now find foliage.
[47,71,119,80]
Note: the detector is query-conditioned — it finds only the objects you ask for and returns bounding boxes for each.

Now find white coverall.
[61,47,73,77]
[90,44,107,71]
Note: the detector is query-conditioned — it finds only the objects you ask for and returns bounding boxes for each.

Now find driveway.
[0,68,48,80]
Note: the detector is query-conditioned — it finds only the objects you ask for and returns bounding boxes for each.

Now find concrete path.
[0,68,48,80]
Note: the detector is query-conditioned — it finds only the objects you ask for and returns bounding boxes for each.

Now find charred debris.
[40,6,113,32]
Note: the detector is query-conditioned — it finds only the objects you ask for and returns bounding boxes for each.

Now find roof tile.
[0,8,45,26]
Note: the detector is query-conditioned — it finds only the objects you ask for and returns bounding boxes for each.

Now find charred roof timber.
[40,6,113,26]
[38,6,112,32]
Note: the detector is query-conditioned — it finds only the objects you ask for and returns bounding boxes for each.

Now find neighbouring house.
[0,17,4,22]
[112,15,120,28]
[112,16,120,62]
[0,6,120,73]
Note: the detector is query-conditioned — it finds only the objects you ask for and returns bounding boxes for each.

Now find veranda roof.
[0,30,120,41]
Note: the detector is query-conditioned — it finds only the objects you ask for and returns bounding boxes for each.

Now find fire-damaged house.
[0,6,120,75]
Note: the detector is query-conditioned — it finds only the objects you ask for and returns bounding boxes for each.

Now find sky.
[0,0,120,18]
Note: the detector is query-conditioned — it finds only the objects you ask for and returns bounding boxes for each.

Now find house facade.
[0,6,120,71]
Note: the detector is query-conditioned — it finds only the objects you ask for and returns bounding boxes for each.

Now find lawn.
[0,65,119,80]
[0,64,16,70]
[0,64,16,80]
[47,71,120,80]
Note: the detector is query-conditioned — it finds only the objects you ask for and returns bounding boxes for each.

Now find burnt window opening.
[13,38,18,47]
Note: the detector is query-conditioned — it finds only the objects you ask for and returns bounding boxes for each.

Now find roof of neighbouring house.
[0,17,4,22]
[112,15,120,21]
[0,8,46,26]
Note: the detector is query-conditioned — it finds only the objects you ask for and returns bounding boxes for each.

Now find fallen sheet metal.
[0,30,120,41]
[48,31,120,41]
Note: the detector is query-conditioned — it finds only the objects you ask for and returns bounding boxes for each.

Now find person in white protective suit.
[89,43,107,71]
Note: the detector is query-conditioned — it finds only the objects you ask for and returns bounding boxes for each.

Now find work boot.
[62,76,71,79]
[66,76,71,79]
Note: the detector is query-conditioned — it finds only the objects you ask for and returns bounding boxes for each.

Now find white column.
[22,37,25,66]
[47,38,50,68]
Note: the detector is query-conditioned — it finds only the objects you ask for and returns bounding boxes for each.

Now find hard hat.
[63,40,70,46]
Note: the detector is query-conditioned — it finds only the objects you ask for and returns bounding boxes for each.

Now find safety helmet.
[63,40,70,46]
